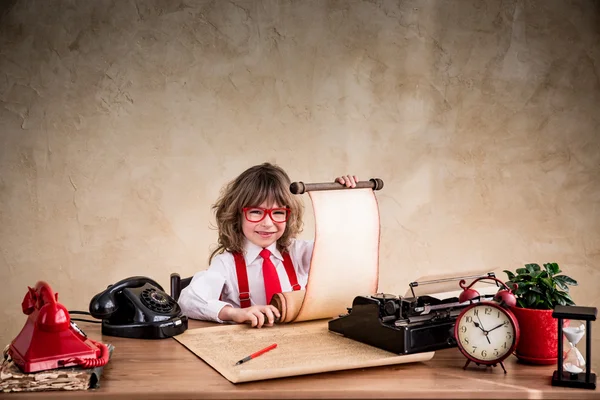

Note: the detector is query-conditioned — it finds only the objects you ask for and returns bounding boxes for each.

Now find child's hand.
[335,175,358,188]
[219,305,281,328]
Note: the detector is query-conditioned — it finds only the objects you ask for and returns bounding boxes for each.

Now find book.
[0,344,114,393]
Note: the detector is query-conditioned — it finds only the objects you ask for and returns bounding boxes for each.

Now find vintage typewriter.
[328,272,499,355]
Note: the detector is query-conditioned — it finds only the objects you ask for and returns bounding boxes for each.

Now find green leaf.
[526,263,541,270]
[516,268,529,275]
[540,277,554,289]
[529,286,543,294]
[554,279,568,291]
[554,275,578,286]
[535,298,547,309]
[504,270,515,280]
[515,285,530,296]
[544,262,560,276]
[556,290,574,302]
[518,274,533,282]
[525,292,538,307]
[564,297,576,306]
[552,291,576,308]
[531,270,543,278]
[526,263,541,273]
[542,299,552,309]
[554,279,569,292]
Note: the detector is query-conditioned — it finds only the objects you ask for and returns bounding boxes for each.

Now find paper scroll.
[173,181,438,384]
[271,187,380,322]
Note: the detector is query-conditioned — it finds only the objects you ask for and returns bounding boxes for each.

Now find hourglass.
[552,305,597,389]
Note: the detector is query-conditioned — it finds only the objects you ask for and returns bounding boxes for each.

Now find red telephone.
[8,281,109,373]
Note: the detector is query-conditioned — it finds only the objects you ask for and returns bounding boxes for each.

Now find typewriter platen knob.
[383,300,399,317]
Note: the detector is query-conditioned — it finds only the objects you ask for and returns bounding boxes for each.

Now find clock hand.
[475,313,487,332]
[472,321,492,344]
[487,323,505,333]
[474,314,492,344]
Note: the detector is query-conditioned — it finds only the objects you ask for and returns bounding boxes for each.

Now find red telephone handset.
[9,281,109,373]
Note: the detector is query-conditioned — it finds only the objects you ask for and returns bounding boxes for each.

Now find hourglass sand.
[562,323,586,374]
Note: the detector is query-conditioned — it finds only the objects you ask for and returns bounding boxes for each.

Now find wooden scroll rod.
[290,178,384,195]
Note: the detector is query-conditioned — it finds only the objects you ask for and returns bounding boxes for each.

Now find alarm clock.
[454,276,520,373]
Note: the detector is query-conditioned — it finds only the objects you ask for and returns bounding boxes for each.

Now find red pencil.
[235,343,277,365]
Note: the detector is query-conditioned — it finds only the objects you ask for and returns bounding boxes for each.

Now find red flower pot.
[510,307,563,365]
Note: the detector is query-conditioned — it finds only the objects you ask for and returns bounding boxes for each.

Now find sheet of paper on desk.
[270,188,380,323]
[174,320,433,383]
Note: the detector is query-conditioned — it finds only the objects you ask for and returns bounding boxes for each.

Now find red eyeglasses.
[242,207,291,223]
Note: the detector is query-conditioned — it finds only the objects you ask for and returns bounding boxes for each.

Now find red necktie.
[260,249,282,304]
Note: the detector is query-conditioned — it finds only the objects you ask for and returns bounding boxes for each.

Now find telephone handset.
[89,276,188,339]
[9,281,109,373]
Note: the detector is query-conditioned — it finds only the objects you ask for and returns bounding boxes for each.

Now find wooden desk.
[6,320,600,399]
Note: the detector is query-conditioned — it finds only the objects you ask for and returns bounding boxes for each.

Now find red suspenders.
[282,253,302,291]
[233,251,300,308]
[232,252,251,308]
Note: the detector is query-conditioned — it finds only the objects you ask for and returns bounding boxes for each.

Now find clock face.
[455,302,518,364]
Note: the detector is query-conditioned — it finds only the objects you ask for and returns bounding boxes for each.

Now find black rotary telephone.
[89,276,188,339]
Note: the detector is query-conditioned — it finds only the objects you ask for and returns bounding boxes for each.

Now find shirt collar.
[243,239,283,264]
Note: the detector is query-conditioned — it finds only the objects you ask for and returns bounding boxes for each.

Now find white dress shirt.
[178,239,314,323]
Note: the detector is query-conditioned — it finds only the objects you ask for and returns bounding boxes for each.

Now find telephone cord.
[69,310,102,324]
[59,339,110,368]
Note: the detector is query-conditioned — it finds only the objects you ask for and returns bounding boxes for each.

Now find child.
[178,162,357,328]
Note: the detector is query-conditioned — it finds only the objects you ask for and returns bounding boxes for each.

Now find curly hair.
[209,163,304,262]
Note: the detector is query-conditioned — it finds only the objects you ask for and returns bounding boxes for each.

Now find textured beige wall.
[1,0,599,367]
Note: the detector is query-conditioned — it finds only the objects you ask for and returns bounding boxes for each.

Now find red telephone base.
[9,320,102,373]
[8,281,108,373]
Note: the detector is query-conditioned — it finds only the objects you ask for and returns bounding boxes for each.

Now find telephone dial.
[89,276,188,339]
[9,281,109,373]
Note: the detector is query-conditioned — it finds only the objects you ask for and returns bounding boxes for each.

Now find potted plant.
[504,262,578,365]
